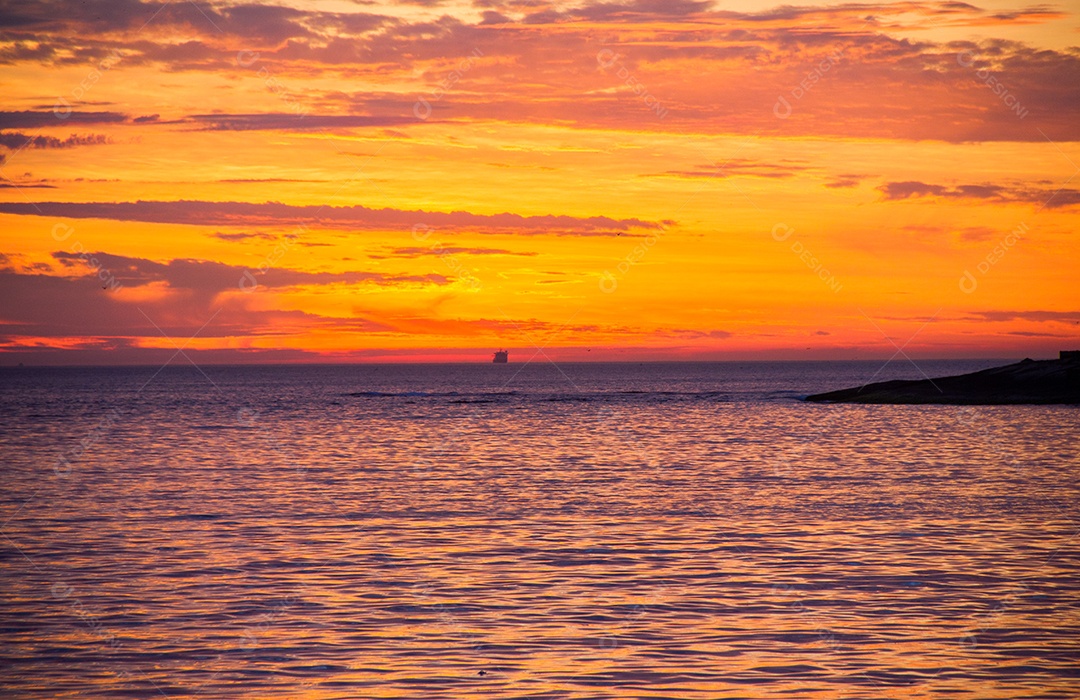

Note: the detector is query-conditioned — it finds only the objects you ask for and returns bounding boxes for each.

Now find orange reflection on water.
[2,366,1079,698]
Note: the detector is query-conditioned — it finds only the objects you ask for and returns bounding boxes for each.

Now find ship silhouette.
[492,349,508,364]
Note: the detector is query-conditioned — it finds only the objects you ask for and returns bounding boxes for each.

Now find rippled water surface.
[2,361,1079,698]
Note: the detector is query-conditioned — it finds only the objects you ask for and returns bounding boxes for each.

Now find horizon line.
[0,356,1051,369]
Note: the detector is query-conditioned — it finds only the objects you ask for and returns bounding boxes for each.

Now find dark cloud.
[572,0,715,22]
[879,181,1080,209]
[0,1,389,67]
[0,248,450,355]
[0,180,55,189]
[653,159,811,180]
[375,246,538,258]
[1,2,1078,142]
[188,113,417,131]
[478,11,512,25]
[0,344,327,365]
[0,266,398,342]
[668,328,734,339]
[216,178,328,183]
[988,7,1064,21]
[971,310,1080,323]
[49,250,448,294]
[824,173,867,188]
[0,131,110,149]
[0,40,56,62]
[0,111,127,129]
[210,231,276,242]
[0,0,313,44]
[880,181,950,198]
[706,2,1063,24]
[0,200,661,235]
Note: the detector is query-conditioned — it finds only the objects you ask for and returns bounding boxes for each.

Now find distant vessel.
[492,349,508,364]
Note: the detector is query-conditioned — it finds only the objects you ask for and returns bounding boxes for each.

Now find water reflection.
[1,364,1078,698]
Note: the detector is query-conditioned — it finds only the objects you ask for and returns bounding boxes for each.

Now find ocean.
[1,361,1078,698]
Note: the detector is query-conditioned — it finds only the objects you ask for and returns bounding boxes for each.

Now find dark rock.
[805,354,1080,405]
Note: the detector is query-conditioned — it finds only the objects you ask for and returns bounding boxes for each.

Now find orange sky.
[1,0,1078,363]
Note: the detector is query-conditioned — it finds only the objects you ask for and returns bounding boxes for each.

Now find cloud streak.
[0,200,662,235]
[0,131,110,149]
[374,246,538,258]
[187,113,418,131]
[0,111,128,128]
[49,250,448,292]
[652,159,812,180]
[879,181,1080,209]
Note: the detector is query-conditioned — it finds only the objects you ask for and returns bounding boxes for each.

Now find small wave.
[347,390,441,397]
[347,388,488,399]
[346,390,515,398]
[344,389,746,403]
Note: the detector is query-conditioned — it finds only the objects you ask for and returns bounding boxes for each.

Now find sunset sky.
[1,0,1078,363]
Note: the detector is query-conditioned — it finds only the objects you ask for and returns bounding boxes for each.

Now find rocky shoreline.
[805,353,1080,405]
